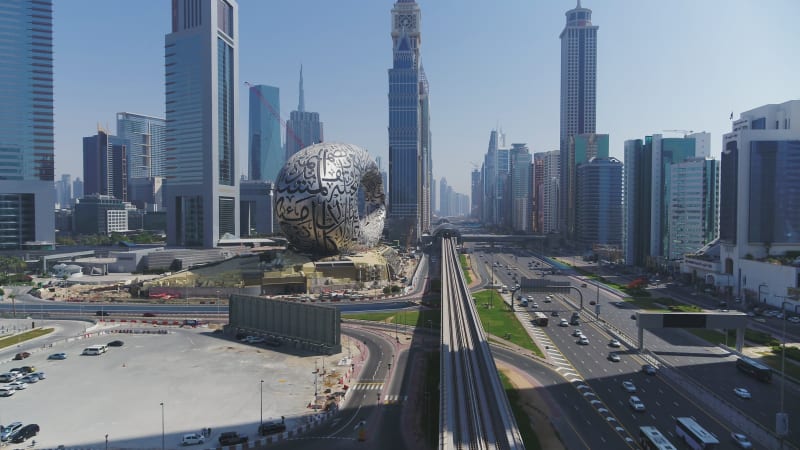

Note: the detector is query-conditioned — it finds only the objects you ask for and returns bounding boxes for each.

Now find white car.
[731,432,753,449]
[7,381,28,390]
[628,395,646,411]
[530,302,539,309]
[622,380,636,393]
[20,375,38,384]
[577,337,589,345]
[572,329,583,337]
[608,339,621,348]
[181,433,205,446]
[0,388,14,397]
[789,316,800,324]
[734,387,751,399]
[559,319,569,327]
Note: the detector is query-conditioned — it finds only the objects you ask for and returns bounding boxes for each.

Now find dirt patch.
[497,361,566,450]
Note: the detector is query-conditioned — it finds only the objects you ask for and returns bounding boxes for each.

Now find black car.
[95,310,110,316]
[13,352,30,360]
[218,431,248,446]
[107,340,124,347]
[258,420,286,436]
[10,424,39,443]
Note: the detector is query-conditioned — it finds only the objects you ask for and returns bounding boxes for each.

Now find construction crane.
[662,129,694,136]
[244,81,303,151]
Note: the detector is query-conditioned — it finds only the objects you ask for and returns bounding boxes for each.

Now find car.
[107,340,124,347]
[581,283,587,288]
[642,364,657,375]
[7,381,28,390]
[218,431,248,446]
[9,424,39,443]
[0,422,22,441]
[577,337,589,345]
[30,372,46,380]
[530,302,539,309]
[20,375,38,384]
[143,312,157,317]
[622,380,636,393]
[608,352,621,362]
[731,432,753,449]
[48,352,67,360]
[558,319,569,327]
[777,312,785,320]
[0,388,15,397]
[181,433,205,446]
[789,316,800,323]
[734,387,751,399]
[550,311,559,317]
[572,329,583,337]
[0,373,19,382]
[608,339,621,348]
[13,352,30,360]
[589,300,596,305]
[258,420,287,436]
[264,338,282,347]
[19,366,35,374]
[544,296,552,303]
[95,310,110,316]
[628,395,646,411]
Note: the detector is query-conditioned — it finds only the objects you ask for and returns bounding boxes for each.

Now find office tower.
[539,150,560,234]
[509,144,532,232]
[116,112,166,179]
[388,0,425,242]
[55,174,72,209]
[439,178,449,216]
[667,157,719,260]
[164,0,240,248]
[649,134,701,260]
[285,67,323,159]
[576,157,622,249]
[496,147,510,227]
[248,85,282,182]
[559,0,598,238]
[471,169,481,219]
[240,180,276,236]
[73,195,127,235]
[419,69,433,234]
[482,130,498,225]
[0,0,55,249]
[83,129,129,202]
[623,138,653,266]
[719,100,800,301]
[563,133,607,239]
[73,177,84,201]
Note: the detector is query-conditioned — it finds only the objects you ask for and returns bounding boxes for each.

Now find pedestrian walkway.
[350,381,383,391]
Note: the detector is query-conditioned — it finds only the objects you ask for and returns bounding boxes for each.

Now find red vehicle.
[143,312,157,317]
[13,352,31,360]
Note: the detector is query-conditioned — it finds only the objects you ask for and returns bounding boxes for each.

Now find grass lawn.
[473,290,543,357]
[499,370,543,450]
[459,254,473,284]
[342,312,396,322]
[0,328,54,350]
[342,309,441,329]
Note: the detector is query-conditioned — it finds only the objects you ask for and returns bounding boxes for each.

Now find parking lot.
[0,323,358,449]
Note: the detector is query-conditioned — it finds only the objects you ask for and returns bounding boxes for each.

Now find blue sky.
[54,0,799,196]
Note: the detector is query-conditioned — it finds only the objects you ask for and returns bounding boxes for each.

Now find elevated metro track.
[439,237,524,450]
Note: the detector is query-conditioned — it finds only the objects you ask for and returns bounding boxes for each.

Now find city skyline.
[53,0,799,196]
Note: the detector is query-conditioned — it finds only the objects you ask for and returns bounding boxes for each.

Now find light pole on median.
[777,296,794,448]
[160,402,165,450]
[260,379,264,426]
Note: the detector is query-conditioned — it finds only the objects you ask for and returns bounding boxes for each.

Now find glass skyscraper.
[116,112,166,179]
[559,0,598,239]
[285,67,323,160]
[164,0,239,248]
[388,0,429,242]
[0,0,55,248]
[576,157,622,249]
[83,130,129,202]
[248,84,282,182]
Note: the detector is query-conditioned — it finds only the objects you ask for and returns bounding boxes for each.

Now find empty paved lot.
[0,324,357,449]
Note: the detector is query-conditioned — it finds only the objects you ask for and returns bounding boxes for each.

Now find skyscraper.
[285,67,323,159]
[576,157,623,249]
[419,69,433,234]
[623,138,652,266]
[248,85,282,182]
[116,112,166,179]
[559,0,598,238]
[563,133,608,238]
[0,0,55,248]
[509,144,532,232]
[164,0,239,248]
[667,157,719,260]
[388,0,426,242]
[55,174,72,209]
[83,129,128,202]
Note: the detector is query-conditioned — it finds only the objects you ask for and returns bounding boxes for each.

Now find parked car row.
[0,422,39,443]
[0,367,46,397]
[236,334,282,348]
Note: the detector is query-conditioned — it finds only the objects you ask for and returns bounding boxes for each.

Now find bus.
[736,356,772,382]
[675,417,719,450]
[532,312,549,326]
[639,426,677,450]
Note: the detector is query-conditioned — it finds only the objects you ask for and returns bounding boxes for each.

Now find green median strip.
[0,328,54,350]
[499,370,543,450]
[473,290,544,357]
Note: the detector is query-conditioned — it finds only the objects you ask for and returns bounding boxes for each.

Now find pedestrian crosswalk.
[384,394,407,404]
[351,381,384,390]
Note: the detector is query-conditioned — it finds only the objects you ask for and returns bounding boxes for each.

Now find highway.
[440,237,523,450]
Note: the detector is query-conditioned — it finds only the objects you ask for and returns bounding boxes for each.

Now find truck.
[570,311,580,325]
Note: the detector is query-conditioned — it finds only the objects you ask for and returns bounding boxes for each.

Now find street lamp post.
[777,297,794,448]
[260,379,264,426]
[160,402,165,450]
[105,434,108,450]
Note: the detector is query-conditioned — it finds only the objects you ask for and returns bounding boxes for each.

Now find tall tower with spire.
[559,0,598,240]
[388,0,430,243]
[285,66,323,159]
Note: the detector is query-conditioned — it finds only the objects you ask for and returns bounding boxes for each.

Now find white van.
[82,344,108,355]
